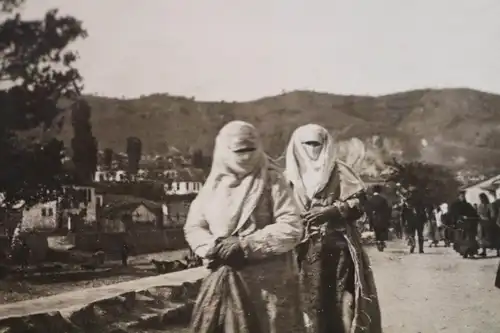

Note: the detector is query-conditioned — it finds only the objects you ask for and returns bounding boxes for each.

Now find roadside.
[0,248,190,304]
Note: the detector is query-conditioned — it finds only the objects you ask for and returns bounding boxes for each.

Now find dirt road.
[2,244,499,333]
[371,240,500,333]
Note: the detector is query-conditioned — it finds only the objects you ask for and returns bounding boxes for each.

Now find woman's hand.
[302,206,340,225]
[216,236,244,261]
[207,236,246,270]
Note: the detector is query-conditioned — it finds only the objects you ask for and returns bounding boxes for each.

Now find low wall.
[74,229,187,254]
[0,234,49,263]
[0,267,209,333]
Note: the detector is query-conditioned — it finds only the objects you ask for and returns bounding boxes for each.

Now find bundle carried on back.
[190,265,263,333]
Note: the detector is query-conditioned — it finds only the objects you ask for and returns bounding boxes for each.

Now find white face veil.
[197,121,269,237]
[285,124,338,200]
[285,124,366,210]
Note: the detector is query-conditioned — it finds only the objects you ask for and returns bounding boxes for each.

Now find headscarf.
[285,124,365,210]
[440,203,448,214]
[196,121,273,237]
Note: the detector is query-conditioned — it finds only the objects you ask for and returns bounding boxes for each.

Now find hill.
[54,88,500,173]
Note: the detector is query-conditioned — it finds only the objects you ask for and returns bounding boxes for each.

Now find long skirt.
[424,221,439,242]
[192,253,305,333]
[297,226,382,333]
[442,224,455,244]
[240,254,305,333]
[477,219,500,249]
[453,220,479,257]
[298,241,354,333]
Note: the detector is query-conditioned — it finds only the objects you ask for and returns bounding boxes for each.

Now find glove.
[302,206,341,226]
[217,236,244,260]
[210,236,246,270]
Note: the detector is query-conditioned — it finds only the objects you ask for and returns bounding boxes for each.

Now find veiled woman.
[476,193,500,257]
[184,121,305,333]
[285,124,382,333]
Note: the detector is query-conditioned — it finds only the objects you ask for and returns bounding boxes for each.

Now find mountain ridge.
[52,87,500,174]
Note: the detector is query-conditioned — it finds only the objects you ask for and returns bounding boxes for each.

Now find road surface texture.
[1,242,499,333]
[372,240,500,333]
[162,240,500,333]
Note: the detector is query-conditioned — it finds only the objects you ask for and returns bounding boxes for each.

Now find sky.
[20,0,500,101]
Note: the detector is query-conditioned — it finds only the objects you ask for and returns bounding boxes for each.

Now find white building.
[94,170,128,183]
[163,168,205,196]
[463,174,500,206]
[21,200,58,231]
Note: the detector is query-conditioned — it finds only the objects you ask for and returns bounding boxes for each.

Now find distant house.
[462,174,500,205]
[94,170,109,182]
[163,168,205,196]
[59,185,101,229]
[21,200,58,231]
[0,185,100,234]
[163,196,193,227]
[100,194,167,232]
[137,169,148,180]
[94,169,130,183]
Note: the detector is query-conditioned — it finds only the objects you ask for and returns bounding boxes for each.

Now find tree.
[191,149,204,169]
[103,148,113,170]
[126,137,142,175]
[385,159,461,206]
[71,99,98,183]
[0,0,87,208]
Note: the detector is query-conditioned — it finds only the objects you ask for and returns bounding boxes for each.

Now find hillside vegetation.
[52,88,500,172]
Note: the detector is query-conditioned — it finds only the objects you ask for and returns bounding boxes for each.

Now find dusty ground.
[372,240,500,333]
[2,243,500,333]
[0,249,190,304]
[159,240,500,333]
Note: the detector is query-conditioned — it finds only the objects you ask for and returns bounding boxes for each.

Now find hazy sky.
[22,0,500,101]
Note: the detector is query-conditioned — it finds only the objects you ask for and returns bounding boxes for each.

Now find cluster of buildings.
[0,149,207,255]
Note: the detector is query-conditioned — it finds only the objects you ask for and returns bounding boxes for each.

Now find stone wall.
[0,267,209,333]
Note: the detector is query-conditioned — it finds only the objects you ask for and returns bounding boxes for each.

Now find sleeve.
[183,196,218,259]
[239,171,304,260]
[448,202,458,220]
[489,203,497,220]
[468,204,479,217]
[335,197,363,220]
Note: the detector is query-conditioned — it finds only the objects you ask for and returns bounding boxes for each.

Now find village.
[0,145,208,303]
[1,141,495,265]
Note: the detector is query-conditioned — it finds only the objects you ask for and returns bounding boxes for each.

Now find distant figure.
[487,189,500,257]
[426,206,440,247]
[399,186,427,254]
[367,185,391,251]
[496,260,500,289]
[449,191,479,258]
[434,204,447,245]
[476,193,500,257]
[20,240,30,269]
[438,203,455,247]
[121,242,129,267]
